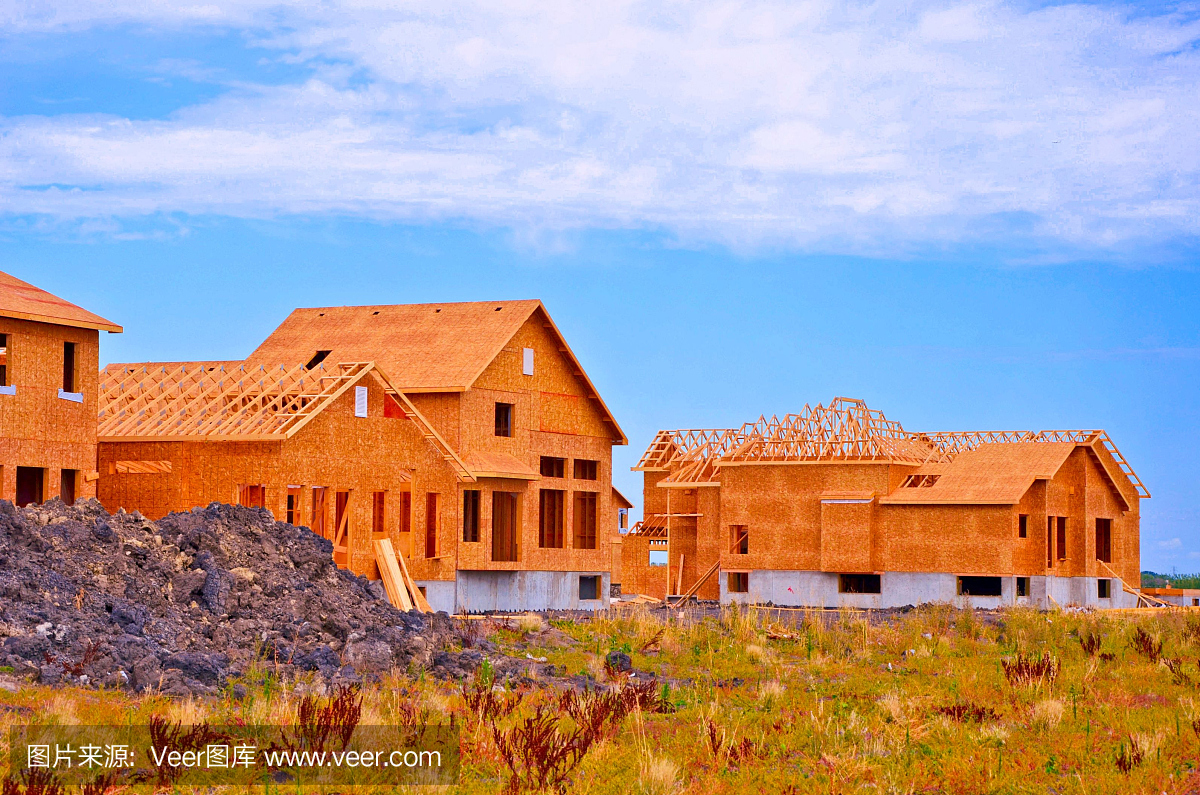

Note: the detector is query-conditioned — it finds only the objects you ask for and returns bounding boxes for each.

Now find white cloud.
[1,0,1199,250]
[1158,537,1184,550]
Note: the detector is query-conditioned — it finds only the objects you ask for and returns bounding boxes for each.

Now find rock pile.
[0,498,498,695]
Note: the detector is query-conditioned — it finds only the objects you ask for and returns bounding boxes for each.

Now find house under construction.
[97,300,628,614]
[622,398,1148,609]
[0,270,121,507]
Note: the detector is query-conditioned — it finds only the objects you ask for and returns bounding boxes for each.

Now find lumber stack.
[373,537,433,613]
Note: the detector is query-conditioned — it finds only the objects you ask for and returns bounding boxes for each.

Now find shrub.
[1079,632,1102,657]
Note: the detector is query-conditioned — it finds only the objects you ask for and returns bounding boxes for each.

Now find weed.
[703,717,757,766]
[292,684,362,752]
[935,702,997,723]
[147,715,228,786]
[1164,657,1194,687]
[461,677,524,728]
[1079,632,1102,657]
[1,769,63,795]
[1130,626,1163,663]
[639,629,665,654]
[493,703,596,794]
[1002,652,1060,689]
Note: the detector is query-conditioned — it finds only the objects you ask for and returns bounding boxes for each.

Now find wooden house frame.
[624,397,1148,610]
[0,270,121,507]
[98,300,628,613]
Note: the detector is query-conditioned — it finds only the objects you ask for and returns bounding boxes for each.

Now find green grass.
[3,605,1200,794]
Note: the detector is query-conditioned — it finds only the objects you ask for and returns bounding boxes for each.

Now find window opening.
[1056,516,1067,561]
[578,575,600,600]
[839,573,881,594]
[398,491,411,535]
[540,456,565,478]
[573,491,598,549]
[491,491,519,562]
[1017,577,1030,597]
[958,576,1002,597]
[1095,518,1112,563]
[727,572,749,593]
[1018,514,1028,539]
[425,493,440,558]
[334,491,351,545]
[574,459,598,480]
[311,488,327,537]
[60,469,77,506]
[372,491,387,535]
[539,489,565,548]
[730,525,748,554]
[286,487,302,525]
[463,490,480,543]
[522,347,534,376]
[1046,516,1054,567]
[1097,579,1112,599]
[495,402,513,437]
[62,342,78,393]
[0,333,8,387]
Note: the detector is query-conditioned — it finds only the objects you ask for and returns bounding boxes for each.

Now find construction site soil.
[0,499,543,696]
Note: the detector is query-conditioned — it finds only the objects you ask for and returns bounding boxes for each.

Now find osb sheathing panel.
[1013,480,1047,574]
[878,504,1013,574]
[718,463,891,573]
[0,318,101,501]
[820,502,873,573]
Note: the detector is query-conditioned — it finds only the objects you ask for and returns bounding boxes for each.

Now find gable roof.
[247,300,626,444]
[878,442,1077,504]
[97,359,474,482]
[0,270,122,332]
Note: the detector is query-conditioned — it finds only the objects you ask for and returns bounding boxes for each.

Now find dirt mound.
[0,498,514,695]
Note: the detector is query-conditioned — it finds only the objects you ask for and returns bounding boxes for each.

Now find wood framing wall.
[0,317,101,504]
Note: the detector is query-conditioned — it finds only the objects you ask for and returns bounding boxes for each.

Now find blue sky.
[1,1,1198,571]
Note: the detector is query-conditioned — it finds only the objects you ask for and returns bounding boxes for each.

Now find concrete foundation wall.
[454,570,611,613]
[720,569,1140,609]
[416,579,458,614]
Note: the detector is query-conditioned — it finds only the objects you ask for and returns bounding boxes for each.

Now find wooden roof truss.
[639,397,1148,496]
[98,360,475,482]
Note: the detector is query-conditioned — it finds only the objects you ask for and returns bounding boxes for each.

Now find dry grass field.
[3,604,1200,794]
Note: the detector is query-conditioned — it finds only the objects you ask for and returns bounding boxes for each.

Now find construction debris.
[0,498,537,695]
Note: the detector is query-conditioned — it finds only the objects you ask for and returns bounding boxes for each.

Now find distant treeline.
[1141,571,1200,589]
